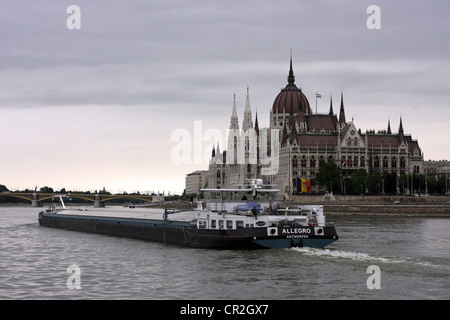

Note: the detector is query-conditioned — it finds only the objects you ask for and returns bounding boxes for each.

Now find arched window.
[301,155,307,167]
[319,156,325,166]
[391,157,397,168]
[400,156,406,168]
[383,156,389,168]
[374,156,380,168]
[310,156,316,168]
[292,156,298,168]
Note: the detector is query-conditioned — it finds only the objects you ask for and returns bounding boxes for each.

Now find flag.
[301,179,311,193]
[342,159,348,166]
[316,93,322,98]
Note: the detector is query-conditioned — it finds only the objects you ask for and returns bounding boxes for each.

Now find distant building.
[206,55,425,197]
[185,170,208,195]
[425,160,450,188]
[207,143,226,189]
[152,194,165,203]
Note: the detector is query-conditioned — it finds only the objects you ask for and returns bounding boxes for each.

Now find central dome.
[272,58,311,115]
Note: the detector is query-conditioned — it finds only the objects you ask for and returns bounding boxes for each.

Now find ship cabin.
[194,183,326,231]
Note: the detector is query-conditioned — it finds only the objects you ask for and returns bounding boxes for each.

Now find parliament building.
[207,57,424,197]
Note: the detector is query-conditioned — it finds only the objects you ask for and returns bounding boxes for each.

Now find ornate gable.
[340,123,365,148]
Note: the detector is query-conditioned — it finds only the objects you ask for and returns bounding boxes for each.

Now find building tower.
[230,94,239,130]
[242,87,253,132]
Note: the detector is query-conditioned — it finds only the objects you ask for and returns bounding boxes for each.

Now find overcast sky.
[1,0,449,194]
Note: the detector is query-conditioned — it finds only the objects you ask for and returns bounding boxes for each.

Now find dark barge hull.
[38,212,338,249]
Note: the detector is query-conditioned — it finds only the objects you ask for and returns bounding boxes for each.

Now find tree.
[367,171,382,194]
[316,159,342,194]
[350,168,368,194]
[383,173,398,194]
[39,186,54,193]
[0,184,9,192]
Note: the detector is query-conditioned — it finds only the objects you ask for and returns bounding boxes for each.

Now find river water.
[0,206,449,300]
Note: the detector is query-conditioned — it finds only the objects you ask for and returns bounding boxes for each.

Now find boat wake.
[290,247,450,271]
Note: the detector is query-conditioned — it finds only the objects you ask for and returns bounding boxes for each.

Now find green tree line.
[0,185,158,204]
[314,160,448,195]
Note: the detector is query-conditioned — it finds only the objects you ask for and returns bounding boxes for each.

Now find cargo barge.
[38,180,338,249]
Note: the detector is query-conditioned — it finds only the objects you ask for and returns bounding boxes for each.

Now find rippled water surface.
[0,207,449,299]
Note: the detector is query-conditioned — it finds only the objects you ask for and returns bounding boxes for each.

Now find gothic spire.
[229,93,239,130]
[387,119,392,134]
[242,86,253,131]
[287,49,295,85]
[329,95,334,115]
[398,116,405,142]
[254,110,259,136]
[339,91,346,126]
[282,121,288,145]
[399,116,404,133]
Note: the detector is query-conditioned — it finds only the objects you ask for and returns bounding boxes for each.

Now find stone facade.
[207,56,424,197]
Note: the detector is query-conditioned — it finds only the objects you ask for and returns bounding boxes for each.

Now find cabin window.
[219,220,224,229]
[236,221,244,228]
[211,219,216,229]
[198,220,206,229]
[226,220,233,229]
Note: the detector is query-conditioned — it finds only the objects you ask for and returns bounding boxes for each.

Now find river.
[0,206,448,300]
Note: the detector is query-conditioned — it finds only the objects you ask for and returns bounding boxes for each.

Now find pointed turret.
[398,116,405,142]
[254,110,259,136]
[242,86,253,131]
[229,94,239,130]
[339,91,346,127]
[282,121,288,145]
[329,95,334,115]
[289,120,297,145]
[287,50,295,85]
[387,119,392,134]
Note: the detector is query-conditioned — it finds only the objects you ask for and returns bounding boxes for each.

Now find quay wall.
[323,204,449,216]
[291,195,450,216]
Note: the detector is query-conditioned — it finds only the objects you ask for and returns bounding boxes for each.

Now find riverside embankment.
[292,195,450,216]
